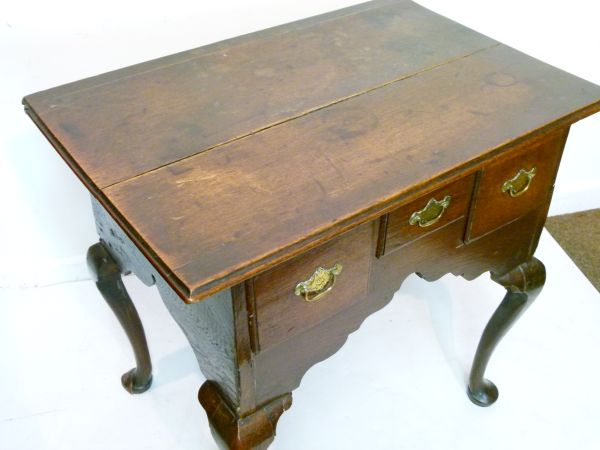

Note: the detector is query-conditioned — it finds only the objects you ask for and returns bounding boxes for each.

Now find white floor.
[1,230,599,450]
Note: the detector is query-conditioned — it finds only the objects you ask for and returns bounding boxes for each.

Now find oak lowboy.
[23,0,600,448]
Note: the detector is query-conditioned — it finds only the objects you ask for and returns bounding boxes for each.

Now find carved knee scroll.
[468,257,546,406]
[87,242,153,394]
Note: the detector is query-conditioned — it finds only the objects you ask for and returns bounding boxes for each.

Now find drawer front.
[377,174,476,256]
[467,128,568,240]
[253,223,372,349]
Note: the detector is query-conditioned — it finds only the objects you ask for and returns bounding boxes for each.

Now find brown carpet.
[545,209,600,293]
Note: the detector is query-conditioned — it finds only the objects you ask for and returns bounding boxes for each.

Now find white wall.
[1,0,598,288]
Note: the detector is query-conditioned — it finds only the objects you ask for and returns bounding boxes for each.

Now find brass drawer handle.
[294,263,343,303]
[408,195,452,228]
[501,167,537,197]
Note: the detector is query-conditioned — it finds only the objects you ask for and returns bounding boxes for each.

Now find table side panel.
[91,197,241,404]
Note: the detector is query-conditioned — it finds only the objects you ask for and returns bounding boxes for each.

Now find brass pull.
[408,195,452,228]
[294,263,343,303]
[501,167,537,197]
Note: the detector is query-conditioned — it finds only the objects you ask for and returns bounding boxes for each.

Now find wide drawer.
[377,174,476,256]
[467,128,568,240]
[252,223,372,349]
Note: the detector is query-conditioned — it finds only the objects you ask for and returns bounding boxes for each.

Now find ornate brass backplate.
[294,263,343,302]
[409,195,452,228]
[501,167,536,197]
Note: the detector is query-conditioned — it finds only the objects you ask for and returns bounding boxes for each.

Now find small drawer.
[377,174,476,256]
[467,128,568,240]
[252,223,372,349]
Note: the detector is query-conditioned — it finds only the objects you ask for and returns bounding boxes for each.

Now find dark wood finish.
[97,43,600,303]
[92,193,549,447]
[23,1,600,448]
[468,257,546,406]
[253,223,372,349]
[86,242,153,393]
[467,128,569,240]
[378,173,476,255]
[252,206,548,405]
[92,198,240,405]
[199,381,291,450]
[23,0,496,188]
[23,7,600,303]
[93,198,292,447]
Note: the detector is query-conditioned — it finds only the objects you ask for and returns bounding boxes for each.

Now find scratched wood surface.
[23,0,496,188]
[23,0,600,302]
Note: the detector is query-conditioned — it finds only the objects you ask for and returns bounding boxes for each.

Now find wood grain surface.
[23,0,495,188]
[104,44,600,301]
[23,0,600,302]
[253,223,373,349]
[381,173,475,254]
[467,127,568,240]
[252,205,548,405]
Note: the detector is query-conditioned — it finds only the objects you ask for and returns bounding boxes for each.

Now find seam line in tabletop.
[176,99,600,301]
[101,42,501,190]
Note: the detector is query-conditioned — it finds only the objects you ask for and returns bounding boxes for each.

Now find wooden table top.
[24,0,600,302]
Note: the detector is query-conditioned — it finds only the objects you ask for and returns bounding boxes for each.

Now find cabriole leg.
[87,242,153,394]
[467,257,546,406]
[199,381,292,450]
[157,281,292,449]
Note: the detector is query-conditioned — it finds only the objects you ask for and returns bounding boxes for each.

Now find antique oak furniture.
[23,1,600,448]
